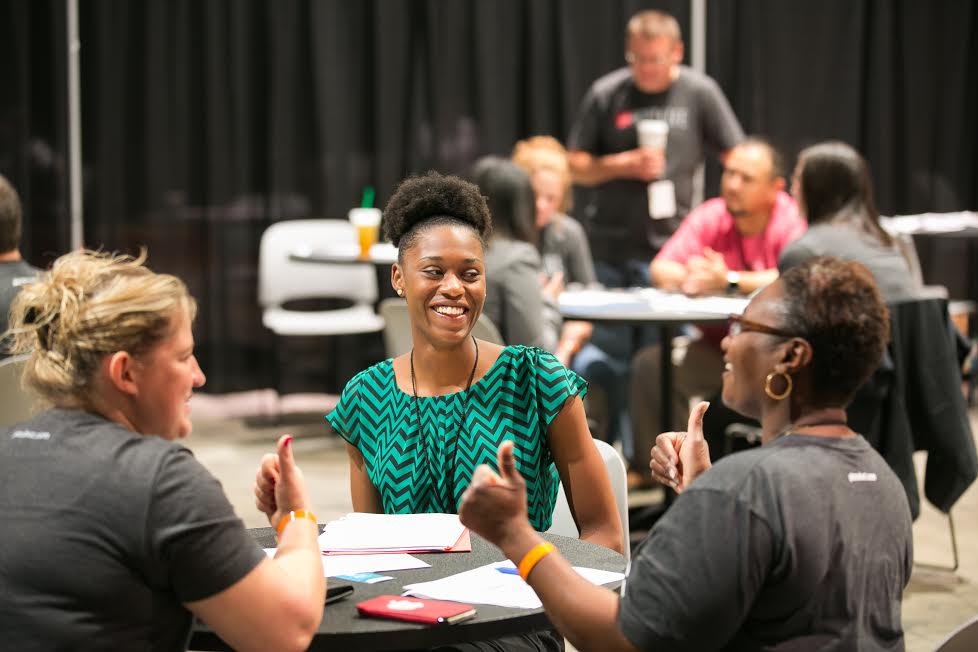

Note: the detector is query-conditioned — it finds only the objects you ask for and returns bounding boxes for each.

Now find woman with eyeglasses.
[458,256,912,651]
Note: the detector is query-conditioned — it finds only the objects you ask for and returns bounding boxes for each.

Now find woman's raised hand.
[254,434,312,527]
[649,401,712,493]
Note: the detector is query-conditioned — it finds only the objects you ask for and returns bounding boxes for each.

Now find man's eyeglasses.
[727,314,798,338]
[625,52,672,67]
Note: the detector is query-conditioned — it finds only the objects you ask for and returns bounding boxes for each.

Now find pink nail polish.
[283,435,293,447]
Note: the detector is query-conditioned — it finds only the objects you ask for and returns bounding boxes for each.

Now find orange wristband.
[275,509,317,537]
[517,542,556,580]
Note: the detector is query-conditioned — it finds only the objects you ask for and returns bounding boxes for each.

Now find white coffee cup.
[349,207,382,259]
[637,119,669,151]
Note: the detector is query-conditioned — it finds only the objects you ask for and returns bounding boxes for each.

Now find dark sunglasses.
[727,314,798,338]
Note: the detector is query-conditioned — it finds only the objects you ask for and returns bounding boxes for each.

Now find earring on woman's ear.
[397,288,404,297]
[764,370,793,400]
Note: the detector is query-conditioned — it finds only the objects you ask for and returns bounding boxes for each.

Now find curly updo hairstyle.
[5,249,196,409]
[778,256,889,408]
[383,171,492,260]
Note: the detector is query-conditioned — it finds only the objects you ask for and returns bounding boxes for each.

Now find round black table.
[190,529,625,651]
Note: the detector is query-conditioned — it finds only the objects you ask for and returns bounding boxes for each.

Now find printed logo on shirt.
[848,472,877,483]
[12,276,35,287]
[11,430,51,440]
[614,110,635,130]
[631,106,689,131]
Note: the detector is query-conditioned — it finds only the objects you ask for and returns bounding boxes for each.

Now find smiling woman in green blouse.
[325,171,622,555]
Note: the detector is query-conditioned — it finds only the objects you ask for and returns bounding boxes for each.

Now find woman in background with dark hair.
[512,136,597,367]
[471,156,563,351]
[779,140,917,301]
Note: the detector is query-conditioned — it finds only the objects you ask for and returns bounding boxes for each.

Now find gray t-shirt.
[539,214,597,286]
[1,259,41,354]
[778,224,918,303]
[568,65,743,262]
[619,434,912,651]
[0,408,265,651]
[484,237,560,352]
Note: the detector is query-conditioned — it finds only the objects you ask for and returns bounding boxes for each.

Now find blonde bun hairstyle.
[6,249,196,409]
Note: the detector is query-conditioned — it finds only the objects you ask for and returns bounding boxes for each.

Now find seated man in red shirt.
[628,137,806,485]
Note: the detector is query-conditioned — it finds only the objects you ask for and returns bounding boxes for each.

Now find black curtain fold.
[708,0,978,215]
[2,0,976,391]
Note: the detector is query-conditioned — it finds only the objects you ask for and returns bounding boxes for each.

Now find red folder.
[356,595,477,625]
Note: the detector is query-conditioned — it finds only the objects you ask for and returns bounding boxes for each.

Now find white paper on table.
[881,212,978,235]
[264,549,430,578]
[559,290,648,310]
[402,561,625,610]
[636,288,749,316]
[318,512,466,553]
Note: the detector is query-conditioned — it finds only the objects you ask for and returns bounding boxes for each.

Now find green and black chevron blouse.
[326,345,588,531]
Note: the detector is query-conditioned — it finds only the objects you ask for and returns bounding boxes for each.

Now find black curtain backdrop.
[1,0,975,392]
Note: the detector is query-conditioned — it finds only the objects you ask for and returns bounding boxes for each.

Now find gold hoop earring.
[764,371,792,400]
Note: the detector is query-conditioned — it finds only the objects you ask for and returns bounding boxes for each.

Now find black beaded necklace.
[410,335,479,512]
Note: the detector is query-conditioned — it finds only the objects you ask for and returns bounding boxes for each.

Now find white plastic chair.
[258,219,385,337]
[377,297,504,358]
[547,438,630,561]
[0,355,40,428]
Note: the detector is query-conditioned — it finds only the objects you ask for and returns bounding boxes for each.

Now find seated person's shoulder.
[485,238,542,273]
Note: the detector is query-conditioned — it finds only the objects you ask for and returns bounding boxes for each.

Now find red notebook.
[356,595,477,625]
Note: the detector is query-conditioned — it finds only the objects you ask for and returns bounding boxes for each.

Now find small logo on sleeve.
[848,472,877,483]
[11,430,51,440]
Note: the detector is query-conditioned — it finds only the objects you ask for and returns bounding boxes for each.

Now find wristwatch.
[726,270,741,294]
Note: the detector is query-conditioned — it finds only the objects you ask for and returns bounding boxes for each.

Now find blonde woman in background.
[512,135,596,366]
[0,250,324,652]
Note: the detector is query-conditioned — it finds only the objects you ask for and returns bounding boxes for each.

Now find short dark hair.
[779,256,890,408]
[383,171,492,259]
[796,141,892,246]
[470,156,536,244]
[736,136,785,181]
[0,174,23,253]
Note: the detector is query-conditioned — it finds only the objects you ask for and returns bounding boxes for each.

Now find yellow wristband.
[517,542,556,580]
[275,509,317,537]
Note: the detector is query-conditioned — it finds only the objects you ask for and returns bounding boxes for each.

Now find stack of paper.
[403,561,625,609]
[318,513,470,554]
[264,548,431,578]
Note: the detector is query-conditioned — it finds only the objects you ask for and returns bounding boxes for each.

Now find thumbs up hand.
[459,440,531,547]
[254,434,313,528]
[649,401,713,493]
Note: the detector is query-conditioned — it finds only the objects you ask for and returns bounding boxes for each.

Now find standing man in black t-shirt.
[0,175,40,356]
[568,9,744,276]
[566,9,743,457]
